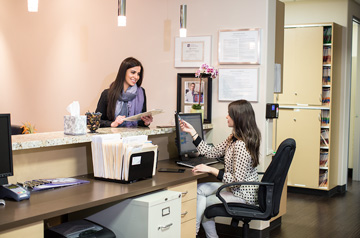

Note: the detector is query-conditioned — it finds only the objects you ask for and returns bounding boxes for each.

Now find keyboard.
[176,157,219,168]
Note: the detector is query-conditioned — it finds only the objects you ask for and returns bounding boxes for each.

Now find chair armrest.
[215,181,274,217]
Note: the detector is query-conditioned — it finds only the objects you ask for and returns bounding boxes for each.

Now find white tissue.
[66,101,80,116]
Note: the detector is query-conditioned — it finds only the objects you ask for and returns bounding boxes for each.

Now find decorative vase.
[190,107,204,122]
[86,112,102,133]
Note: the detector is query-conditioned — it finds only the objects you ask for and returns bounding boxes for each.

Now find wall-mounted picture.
[177,73,212,123]
[175,36,212,67]
[184,81,204,104]
[218,28,261,65]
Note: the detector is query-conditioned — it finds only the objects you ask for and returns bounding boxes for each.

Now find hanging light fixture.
[180,5,187,37]
[28,0,38,12]
[118,0,126,27]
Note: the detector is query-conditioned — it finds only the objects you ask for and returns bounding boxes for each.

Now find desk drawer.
[181,199,196,223]
[181,218,196,238]
[168,180,197,202]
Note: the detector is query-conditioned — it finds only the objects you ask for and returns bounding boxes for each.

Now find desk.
[0,160,222,237]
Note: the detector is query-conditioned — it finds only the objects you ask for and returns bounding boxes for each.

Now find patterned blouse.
[194,136,259,205]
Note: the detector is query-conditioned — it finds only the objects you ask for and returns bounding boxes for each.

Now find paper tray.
[94,151,156,184]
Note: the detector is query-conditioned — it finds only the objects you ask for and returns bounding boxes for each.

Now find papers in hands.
[123,109,163,122]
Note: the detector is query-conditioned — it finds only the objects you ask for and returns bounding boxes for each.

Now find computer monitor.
[0,114,13,185]
[175,113,204,160]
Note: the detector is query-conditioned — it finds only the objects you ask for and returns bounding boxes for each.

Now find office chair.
[204,138,296,238]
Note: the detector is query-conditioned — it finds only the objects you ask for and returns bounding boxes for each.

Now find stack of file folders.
[91,134,158,183]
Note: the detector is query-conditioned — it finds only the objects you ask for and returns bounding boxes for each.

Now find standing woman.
[96,57,153,127]
[179,100,261,238]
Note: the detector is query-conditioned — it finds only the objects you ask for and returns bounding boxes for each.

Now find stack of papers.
[91,134,158,181]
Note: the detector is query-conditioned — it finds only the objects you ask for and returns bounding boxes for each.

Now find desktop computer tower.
[86,190,182,238]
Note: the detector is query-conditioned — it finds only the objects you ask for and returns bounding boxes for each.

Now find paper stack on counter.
[91,134,158,182]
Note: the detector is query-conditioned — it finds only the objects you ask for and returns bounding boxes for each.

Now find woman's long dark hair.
[228,100,261,167]
[107,57,144,120]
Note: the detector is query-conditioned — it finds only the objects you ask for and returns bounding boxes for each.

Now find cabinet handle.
[181,211,188,216]
[158,223,173,230]
[294,92,297,96]
[293,118,296,122]
[181,191,188,196]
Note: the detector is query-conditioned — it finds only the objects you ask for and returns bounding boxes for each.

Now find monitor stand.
[0,177,8,186]
[181,152,200,161]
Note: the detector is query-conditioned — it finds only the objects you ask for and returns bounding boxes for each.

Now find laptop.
[174,113,219,168]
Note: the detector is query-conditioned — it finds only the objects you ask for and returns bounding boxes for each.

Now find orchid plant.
[192,63,218,110]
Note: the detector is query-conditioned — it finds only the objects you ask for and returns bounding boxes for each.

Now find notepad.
[123,109,163,121]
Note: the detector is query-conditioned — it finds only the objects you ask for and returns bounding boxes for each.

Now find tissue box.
[64,115,87,135]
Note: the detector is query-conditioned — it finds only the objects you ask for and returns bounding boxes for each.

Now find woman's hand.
[179,119,197,137]
[192,164,219,176]
[111,115,126,127]
[141,115,153,126]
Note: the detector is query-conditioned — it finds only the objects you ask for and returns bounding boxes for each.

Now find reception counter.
[9,125,213,190]
[11,125,213,151]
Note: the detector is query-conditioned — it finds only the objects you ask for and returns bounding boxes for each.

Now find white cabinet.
[86,190,182,238]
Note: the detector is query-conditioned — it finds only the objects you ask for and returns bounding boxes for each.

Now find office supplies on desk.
[174,113,218,168]
[0,184,30,201]
[91,134,158,183]
[158,168,185,173]
[21,178,90,191]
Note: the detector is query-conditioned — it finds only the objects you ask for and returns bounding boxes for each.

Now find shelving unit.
[275,23,340,192]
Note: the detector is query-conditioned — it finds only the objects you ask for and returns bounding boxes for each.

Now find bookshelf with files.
[275,23,340,193]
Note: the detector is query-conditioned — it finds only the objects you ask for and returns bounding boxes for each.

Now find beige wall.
[0,0,279,171]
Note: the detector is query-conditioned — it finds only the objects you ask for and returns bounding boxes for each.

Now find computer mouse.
[0,199,5,206]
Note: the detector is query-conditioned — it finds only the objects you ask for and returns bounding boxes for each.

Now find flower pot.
[190,108,204,122]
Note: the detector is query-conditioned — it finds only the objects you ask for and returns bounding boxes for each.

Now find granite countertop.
[12,124,213,151]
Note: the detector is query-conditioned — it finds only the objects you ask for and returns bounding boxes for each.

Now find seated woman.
[179,99,261,238]
[96,57,153,127]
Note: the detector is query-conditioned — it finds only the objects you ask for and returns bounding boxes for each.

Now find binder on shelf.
[91,134,158,183]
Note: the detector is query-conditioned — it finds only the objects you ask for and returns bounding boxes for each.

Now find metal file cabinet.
[86,190,182,238]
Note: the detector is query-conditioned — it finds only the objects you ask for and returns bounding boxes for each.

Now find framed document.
[218,28,261,65]
[218,68,259,102]
[175,36,212,67]
[177,73,212,123]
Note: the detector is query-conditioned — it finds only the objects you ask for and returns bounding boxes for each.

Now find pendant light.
[28,0,38,12]
[118,0,126,26]
[180,5,187,37]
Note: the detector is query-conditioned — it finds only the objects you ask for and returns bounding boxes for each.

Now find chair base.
[198,218,282,238]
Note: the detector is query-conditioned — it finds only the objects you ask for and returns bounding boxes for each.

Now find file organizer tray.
[95,151,156,184]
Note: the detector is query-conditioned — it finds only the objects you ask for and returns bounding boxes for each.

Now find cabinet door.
[276,108,321,189]
[278,27,323,105]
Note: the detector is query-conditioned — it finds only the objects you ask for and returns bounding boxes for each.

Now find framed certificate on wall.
[218,68,259,102]
[218,28,261,65]
[175,36,212,67]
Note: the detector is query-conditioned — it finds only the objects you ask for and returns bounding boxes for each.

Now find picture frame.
[218,68,259,102]
[177,73,212,123]
[218,28,261,65]
[175,36,212,68]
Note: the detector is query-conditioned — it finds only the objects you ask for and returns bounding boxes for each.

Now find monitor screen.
[175,113,203,159]
[0,114,13,185]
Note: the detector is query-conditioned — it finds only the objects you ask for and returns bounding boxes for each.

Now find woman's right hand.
[179,119,197,137]
[111,115,126,127]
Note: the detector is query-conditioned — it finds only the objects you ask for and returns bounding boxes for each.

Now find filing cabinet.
[86,190,182,238]
[168,180,197,238]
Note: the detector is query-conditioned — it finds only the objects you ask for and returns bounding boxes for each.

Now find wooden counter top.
[12,124,213,151]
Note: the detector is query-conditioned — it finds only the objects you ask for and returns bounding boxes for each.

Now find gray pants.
[196,182,246,238]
